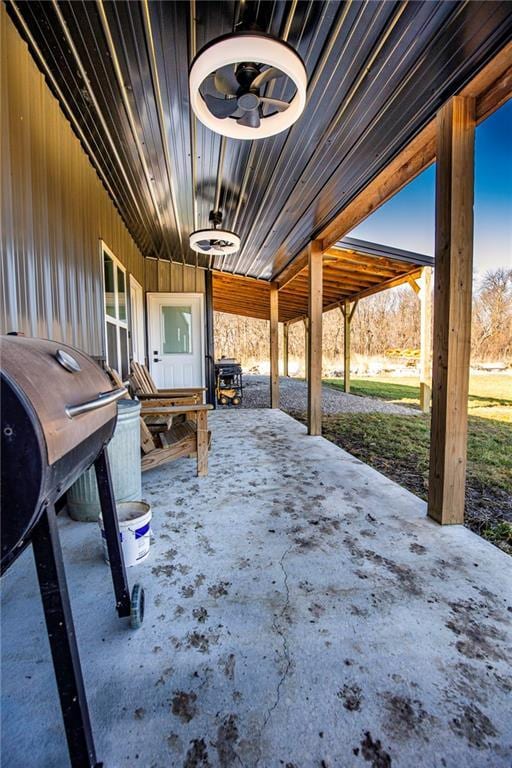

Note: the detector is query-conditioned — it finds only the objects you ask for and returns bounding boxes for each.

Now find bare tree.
[214,268,512,369]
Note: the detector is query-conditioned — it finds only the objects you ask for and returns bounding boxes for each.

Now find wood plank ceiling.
[213,236,434,322]
[7,1,512,280]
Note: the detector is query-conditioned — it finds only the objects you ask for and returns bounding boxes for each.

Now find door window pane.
[103,246,129,377]
[117,267,126,321]
[104,255,116,318]
[119,327,129,379]
[162,306,192,354]
[106,321,118,371]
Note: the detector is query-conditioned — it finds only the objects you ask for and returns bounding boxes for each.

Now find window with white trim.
[102,244,129,380]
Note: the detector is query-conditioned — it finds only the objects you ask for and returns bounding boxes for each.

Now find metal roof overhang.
[6,1,512,279]
[213,237,434,322]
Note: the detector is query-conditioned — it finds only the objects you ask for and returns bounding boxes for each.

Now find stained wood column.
[428,96,475,525]
[340,300,357,393]
[283,322,289,377]
[303,318,309,381]
[419,267,433,413]
[307,241,323,435]
[270,282,279,408]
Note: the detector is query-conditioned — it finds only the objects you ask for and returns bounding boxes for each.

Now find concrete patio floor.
[1,409,511,768]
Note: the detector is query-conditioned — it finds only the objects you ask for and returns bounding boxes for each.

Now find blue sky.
[350,100,512,280]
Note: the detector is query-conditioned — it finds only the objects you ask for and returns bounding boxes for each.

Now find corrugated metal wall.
[1,6,204,359]
[144,260,205,294]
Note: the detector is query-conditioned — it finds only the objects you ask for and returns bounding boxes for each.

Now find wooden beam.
[270,282,279,408]
[272,44,511,287]
[419,267,433,413]
[307,241,323,435]
[339,268,423,303]
[407,276,420,295]
[319,125,436,251]
[283,322,289,377]
[277,248,309,289]
[428,96,475,526]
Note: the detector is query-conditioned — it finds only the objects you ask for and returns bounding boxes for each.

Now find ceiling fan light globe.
[190,33,307,140]
[189,228,241,256]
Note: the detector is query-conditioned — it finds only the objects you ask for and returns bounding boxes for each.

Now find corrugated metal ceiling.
[7,0,512,276]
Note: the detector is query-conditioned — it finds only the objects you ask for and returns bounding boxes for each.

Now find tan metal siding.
[1,6,145,356]
[144,260,205,294]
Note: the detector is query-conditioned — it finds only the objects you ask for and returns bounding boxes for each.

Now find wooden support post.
[307,241,323,435]
[340,300,357,393]
[303,317,309,381]
[428,96,475,525]
[196,409,208,477]
[270,282,279,409]
[419,267,433,413]
[283,322,289,377]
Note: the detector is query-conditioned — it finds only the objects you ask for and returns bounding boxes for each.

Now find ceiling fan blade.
[259,97,289,113]
[252,66,284,89]
[196,241,212,251]
[237,109,261,129]
[214,65,239,96]
[203,94,238,119]
[201,73,219,98]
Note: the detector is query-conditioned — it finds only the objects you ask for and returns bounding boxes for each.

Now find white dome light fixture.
[189,211,240,256]
[189,32,307,140]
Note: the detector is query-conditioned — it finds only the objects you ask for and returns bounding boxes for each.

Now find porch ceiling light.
[189,228,241,256]
[189,32,307,140]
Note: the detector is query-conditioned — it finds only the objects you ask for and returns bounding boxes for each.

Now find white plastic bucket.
[99,501,151,567]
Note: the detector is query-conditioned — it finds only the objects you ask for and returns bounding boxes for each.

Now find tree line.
[214,268,512,367]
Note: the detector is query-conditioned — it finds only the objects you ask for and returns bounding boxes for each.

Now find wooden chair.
[139,403,212,476]
[130,361,206,406]
[106,367,213,477]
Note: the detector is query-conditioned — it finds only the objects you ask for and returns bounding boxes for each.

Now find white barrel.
[67,399,142,522]
[99,501,151,567]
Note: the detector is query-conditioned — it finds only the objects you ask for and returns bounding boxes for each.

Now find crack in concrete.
[255,545,293,767]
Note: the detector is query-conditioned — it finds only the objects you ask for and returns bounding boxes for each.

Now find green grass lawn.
[324,373,512,422]
[313,372,512,553]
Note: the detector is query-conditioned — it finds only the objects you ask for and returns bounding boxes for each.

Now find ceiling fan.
[189,211,240,257]
[189,32,307,140]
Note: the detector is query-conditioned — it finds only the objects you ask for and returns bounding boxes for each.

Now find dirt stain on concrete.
[220,653,236,681]
[216,714,239,767]
[208,581,230,598]
[193,606,208,623]
[183,737,211,767]
[360,731,392,767]
[186,631,219,653]
[338,683,362,711]
[449,703,498,748]
[152,564,176,579]
[446,600,507,662]
[171,691,197,723]
[409,543,427,555]
[382,694,435,741]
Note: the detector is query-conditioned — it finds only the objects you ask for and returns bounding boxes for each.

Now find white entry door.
[147,293,204,388]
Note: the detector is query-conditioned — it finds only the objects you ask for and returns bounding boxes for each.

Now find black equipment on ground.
[215,357,243,406]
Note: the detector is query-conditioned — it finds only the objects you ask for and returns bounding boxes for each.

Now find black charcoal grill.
[215,357,243,406]
[1,335,145,768]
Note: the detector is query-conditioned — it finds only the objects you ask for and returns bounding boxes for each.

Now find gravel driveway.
[234,375,419,416]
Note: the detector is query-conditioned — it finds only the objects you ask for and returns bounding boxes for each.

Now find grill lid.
[1,336,121,465]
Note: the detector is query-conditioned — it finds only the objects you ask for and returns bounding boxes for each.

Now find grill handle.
[65,387,127,419]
